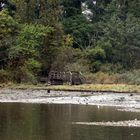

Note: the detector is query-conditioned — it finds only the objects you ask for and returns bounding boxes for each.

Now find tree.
[8,24,53,82]
[61,0,82,18]
[63,14,94,49]
[11,0,65,73]
[95,0,140,69]
[86,0,112,22]
[86,46,106,72]
[0,9,18,69]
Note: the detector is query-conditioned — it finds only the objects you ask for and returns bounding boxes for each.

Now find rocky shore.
[73,120,140,127]
[0,89,140,112]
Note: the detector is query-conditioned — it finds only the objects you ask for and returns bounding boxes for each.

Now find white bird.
[1,3,5,8]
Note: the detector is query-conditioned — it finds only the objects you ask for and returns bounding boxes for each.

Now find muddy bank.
[0,89,140,112]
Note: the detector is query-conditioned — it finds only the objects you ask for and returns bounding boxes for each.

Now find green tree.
[61,0,82,18]
[0,9,18,69]
[86,47,106,72]
[9,24,53,82]
[63,15,94,49]
[96,0,140,70]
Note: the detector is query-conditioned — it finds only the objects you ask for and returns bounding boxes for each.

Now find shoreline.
[0,89,140,112]
[1,89,140,128]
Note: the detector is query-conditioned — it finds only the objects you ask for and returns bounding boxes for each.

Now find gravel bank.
[0,89,140,112]
[73,120,140,127]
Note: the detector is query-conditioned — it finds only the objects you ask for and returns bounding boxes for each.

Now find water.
[0,103,140,140]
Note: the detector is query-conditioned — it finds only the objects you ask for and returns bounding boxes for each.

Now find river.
[0,103,140,140]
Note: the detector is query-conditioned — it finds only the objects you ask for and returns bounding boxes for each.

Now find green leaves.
[0,9,18,40]
[7,23,53,82]
[25,58,41,72]
[63,14,94,49]
[9,24,53,58]
[0,0,140,83]
[0,9,19,69]
[86,47,106,72]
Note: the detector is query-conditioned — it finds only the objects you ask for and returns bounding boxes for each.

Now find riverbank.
[0,84,140,111]
[0,84,140,93]
[0,89,140,112]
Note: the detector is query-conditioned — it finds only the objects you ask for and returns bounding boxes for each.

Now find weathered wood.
[48,71,86,85]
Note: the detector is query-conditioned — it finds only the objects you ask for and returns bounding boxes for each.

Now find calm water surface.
[0,103,140,140]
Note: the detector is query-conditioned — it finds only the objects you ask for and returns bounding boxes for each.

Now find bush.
[86,47,106,72]
[100,63,124,73]
[25,59,41,73]
[119,70,140,85]
[85,70,140,85]
[51,46,83,71]
[10,66,37,84]
[0,69,11,83]
[85,72,119,84]
[64,59,90,74]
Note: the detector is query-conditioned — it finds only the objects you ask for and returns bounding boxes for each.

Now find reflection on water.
[0,103,140,140]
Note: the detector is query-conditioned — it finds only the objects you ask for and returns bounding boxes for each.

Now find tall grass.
[85,70,140,85]
[85,72,119,84]
[119,70,140,85]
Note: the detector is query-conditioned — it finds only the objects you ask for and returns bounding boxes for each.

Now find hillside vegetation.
[0,0,140,85]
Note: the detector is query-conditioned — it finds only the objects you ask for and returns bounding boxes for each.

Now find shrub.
[86,47,106,72]
[0,69,11,83]
[25,59,41,73]
[119,70,140,85]
[64,59,90,74]
[100,63,124,73]
[51,46,83,71]
[10,66,37,84]
[85,72,119,84]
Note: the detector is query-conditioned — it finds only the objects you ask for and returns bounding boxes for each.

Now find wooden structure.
[48,71,86,85]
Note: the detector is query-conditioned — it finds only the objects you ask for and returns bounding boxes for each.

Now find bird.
[130,93,133,96]
[47,89,50,93]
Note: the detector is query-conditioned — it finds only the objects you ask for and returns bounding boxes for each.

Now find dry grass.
[0,83,140,93]
[47,84,140,93]
[85,72,119,84]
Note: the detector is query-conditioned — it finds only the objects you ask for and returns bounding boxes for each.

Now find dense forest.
[0,0,140,84]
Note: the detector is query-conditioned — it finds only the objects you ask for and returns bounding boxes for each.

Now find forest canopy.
[0,0,140,84]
